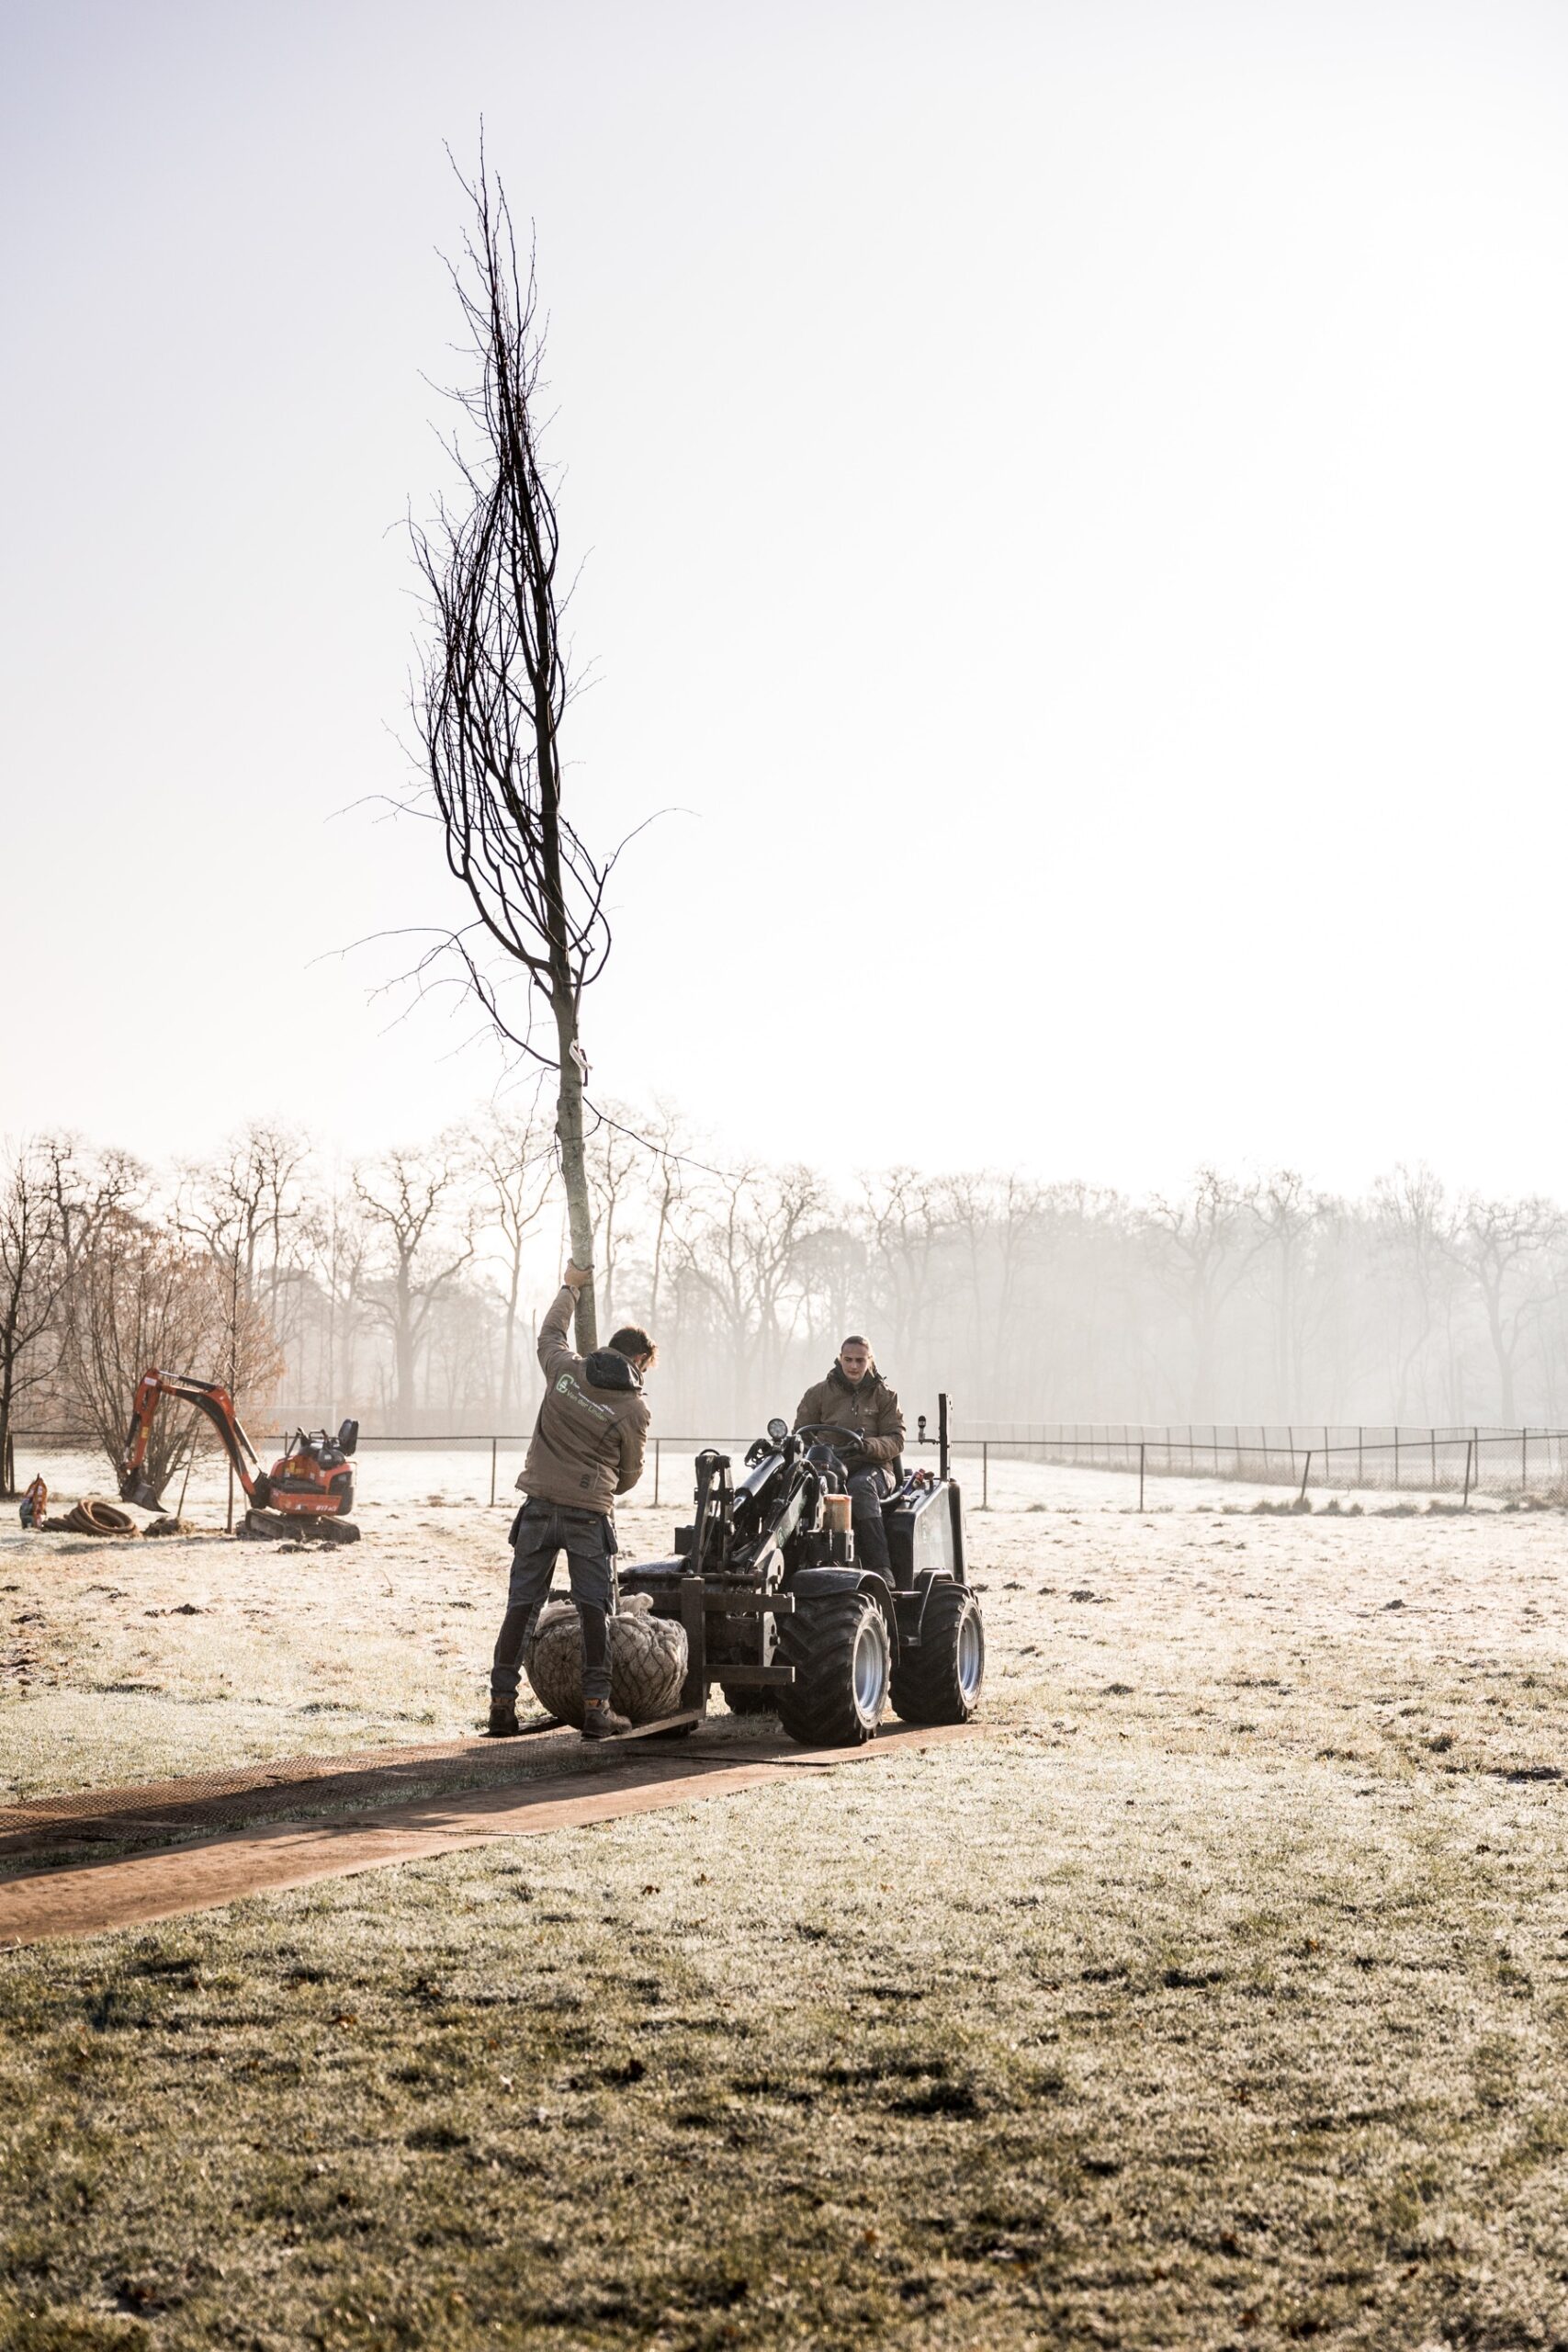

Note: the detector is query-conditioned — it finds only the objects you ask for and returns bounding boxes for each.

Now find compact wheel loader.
[617,1394,985,1747]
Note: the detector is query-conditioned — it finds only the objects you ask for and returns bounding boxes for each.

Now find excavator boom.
[119,1372,259,1510]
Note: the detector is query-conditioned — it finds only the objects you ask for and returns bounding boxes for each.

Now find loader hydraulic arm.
[119,1371,261,1510]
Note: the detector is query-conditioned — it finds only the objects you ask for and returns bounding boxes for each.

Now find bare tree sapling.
[412,153,639,1353]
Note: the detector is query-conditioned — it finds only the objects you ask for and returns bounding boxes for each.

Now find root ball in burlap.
[525,1596,687,1728]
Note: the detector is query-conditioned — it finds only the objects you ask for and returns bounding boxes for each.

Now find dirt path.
[0,1721,979,1948]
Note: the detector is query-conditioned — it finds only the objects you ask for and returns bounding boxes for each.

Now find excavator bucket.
[119,1470,164,1510]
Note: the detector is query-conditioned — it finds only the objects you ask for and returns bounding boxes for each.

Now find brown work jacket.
[516,1284,650,1513]
[793,1363,906,1468]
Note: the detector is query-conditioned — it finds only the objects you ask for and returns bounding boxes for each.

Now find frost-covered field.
[3,1475,1568,2348]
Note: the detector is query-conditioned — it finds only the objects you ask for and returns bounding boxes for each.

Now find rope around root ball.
[525,1600,687,1729]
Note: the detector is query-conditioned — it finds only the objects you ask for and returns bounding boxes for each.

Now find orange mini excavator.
[118,1371,361,1543]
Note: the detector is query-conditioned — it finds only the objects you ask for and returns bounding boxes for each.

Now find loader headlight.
[767,1418,789,1446]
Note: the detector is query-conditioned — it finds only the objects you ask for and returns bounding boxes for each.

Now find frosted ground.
[3,1446,1567,2348]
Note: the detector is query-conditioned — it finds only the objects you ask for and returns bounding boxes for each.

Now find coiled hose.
[59,1500,138,1537]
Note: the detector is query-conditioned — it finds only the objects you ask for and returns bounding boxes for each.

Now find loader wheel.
[776,1594,890,1747]
[890,1582,985,1724]
[719,1684,776,1716]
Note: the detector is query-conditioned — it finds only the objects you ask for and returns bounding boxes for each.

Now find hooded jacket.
[793,1362,905,1468]
[515,1284,650,1514]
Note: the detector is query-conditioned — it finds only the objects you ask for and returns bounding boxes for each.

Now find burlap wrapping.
[525,1594,687,1727]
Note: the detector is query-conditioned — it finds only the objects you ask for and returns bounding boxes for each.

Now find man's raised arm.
[536,1262,591,1381]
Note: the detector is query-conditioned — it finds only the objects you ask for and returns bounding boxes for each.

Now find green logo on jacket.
[556,1372,615,1422]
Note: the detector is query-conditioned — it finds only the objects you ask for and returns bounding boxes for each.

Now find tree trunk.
[553,994,597,1353]
[394,1255,417,1430]
[500,1257,521,1423]
[0,1358,16,1499]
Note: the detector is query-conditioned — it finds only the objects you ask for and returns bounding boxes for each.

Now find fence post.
[1522,1428,1528,1493]
[1358,1426,1363,1486]
[654,1435,660,1507]
[1462,1437,1473,1509]
[490,1436,498,1510]
[1139,1441,1145,1513]
[1299,1450,1312,1506]
[982,1441,989,1510]
[1430,1427,1437,1488]
[1394,1430,1400,1490]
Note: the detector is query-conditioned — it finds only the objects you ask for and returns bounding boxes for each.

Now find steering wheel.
[795,1421,867,1454]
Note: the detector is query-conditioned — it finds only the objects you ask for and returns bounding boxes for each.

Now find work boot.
[581,1697,631,1741]
[485,1702,522,1738]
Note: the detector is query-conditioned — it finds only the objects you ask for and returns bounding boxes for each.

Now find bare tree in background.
[0,1142,67,1492]
[1372,1165,1457,1421]
[44,1140,149,1427]
[411,152,642,1354]
[355,1148,474,1430]
[1145,1170,1265,1418]
[298,1182,373,1422]
[862,1170,945,1374]
[1449,1194,1562,1425]
[67,1213,283,1494]
[473,1105,556,1422]
[672,1166,829,1424]
[641,1100,692,1329]
[177,1126,308,1465]
[586,1103,643,1336]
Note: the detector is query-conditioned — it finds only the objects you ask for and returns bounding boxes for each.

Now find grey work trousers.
[491,1498,617,1706]
[847,1465,894,1581]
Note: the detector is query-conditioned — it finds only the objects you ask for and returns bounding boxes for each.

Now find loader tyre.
[776,1594,890,1747]
[890,1581,985,1724]
[719,1683,776,1716]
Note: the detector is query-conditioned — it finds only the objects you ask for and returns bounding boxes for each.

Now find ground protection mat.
[0,1732,623,1867]
[0,1723,982,1948]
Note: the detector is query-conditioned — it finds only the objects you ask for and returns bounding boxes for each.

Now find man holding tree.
[488,1261,656,1741]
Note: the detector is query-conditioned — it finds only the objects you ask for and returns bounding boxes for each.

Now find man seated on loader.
[794,1335,905,1582]
[488,1262,656,1742]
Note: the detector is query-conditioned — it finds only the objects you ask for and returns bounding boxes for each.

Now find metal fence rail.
[13,1420,1568,1513]
[1006,1423,1568,1503]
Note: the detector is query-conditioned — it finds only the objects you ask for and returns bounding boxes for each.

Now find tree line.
[4,1122,1567,1488]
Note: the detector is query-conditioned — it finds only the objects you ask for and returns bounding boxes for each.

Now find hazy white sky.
[3,0,1565,1200]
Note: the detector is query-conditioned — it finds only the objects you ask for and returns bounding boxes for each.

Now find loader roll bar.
[916,1392,952,1483]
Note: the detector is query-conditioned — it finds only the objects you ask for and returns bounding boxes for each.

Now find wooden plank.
[590,1708,705,1743]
